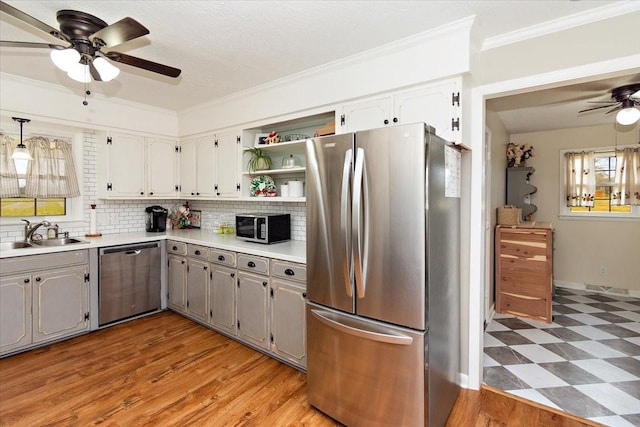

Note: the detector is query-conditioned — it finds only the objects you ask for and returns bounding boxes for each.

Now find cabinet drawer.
[237,254,269,275]
[271,260,306,283]
[187,244,209,260]
[499,292,549,320]
[167,241,187,255]
[497,272,549,299]
[209,249,236,268]
[1,250,88,275]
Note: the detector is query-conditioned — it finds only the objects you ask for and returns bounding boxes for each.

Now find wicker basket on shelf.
[497,205,521,226]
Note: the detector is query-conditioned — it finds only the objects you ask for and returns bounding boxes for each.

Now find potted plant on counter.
[247,147,272,173]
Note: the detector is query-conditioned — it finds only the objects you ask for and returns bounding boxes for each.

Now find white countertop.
[0,230,306,264]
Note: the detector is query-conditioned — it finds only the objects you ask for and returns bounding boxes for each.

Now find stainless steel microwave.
[235,213,291,244]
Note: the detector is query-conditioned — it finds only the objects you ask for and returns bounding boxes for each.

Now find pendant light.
[11,117,32,161]
[616,99,640,126]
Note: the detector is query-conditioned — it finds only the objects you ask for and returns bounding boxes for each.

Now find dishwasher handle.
[100,241,160,255]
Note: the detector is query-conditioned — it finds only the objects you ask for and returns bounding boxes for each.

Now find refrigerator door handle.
[352,147,367,298]
[341,149,353,297]
[311,309,413,345]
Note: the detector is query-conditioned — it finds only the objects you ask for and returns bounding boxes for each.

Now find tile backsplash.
[1,130,306,242]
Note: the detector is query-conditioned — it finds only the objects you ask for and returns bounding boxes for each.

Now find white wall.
[510,123,640,293]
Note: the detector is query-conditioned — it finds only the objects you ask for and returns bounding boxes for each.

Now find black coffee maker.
[145,206,168,232]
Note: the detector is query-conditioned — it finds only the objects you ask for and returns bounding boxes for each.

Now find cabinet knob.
[191,192,195,196]
[172,246,178,250]
[383,119,389,125]
[284,268,295,276]
[231,273,235,278]
[24,278,30,284]
[196,192,200,196]
[262,281,267,287]
[140,192,144,195]
[181,260,185,264]
[247,261,256,268]
[218,255,225,261]
[195,250,201,255]
[303,292,307,298]
[150,192,154,195]
[393,117,398,123]
[204,265,208,271]
[35,277,41,282]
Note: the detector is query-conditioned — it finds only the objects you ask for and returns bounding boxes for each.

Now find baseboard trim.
[555,280,640,299]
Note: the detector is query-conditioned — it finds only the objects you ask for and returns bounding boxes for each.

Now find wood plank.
[1,311,598,426]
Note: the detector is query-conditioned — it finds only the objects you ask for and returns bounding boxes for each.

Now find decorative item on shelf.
[265,131,280,144]
[189,210,201,229]
[247,147,272,173]
[85,203,102,237]
[316,120,335,136]
[282,134,310,142]
[506,142,535,167]
[497,205,521,226]
[255,133,270,145]
[288,180,304,197]
[169,202,194,229]
[281,154,301,169]
[250,175,276,197]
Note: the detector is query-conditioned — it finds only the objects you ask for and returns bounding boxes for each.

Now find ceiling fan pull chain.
[83,80,90,106]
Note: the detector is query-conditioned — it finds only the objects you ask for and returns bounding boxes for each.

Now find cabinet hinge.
[175,146,180,153]
[210,309,213,317]
[84,273,90,282]
[214,139,219,148]
[452,91,460,107]
[451,117,460,131]
[187,265,189,273]
[84,312,90,321]
[340,114,345,126]
[107,136,112,145]
[214,184,219,191]
[270,289,274,298]
[236,136,241,144]
[236,183,241,192]
[106,183,112,191]
[186,300,189,308]
[210,272,213,280]
[175,185,179,192]
[237,320,240,329]
[237,278,240,287]
[270,333,274,343]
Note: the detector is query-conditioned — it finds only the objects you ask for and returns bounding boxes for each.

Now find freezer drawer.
[307,303,426,427]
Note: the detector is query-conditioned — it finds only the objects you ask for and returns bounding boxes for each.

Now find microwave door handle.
[341,148,353,297]
[254,217,259,240]
[353,147,366,299]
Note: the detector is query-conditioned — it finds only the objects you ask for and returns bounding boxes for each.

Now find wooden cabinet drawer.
[237,254,269,275]
[187,244,209,260]
[498,292,549,320]
[271,260,306,284]
[209,249,236,268]
[167,240,187,255]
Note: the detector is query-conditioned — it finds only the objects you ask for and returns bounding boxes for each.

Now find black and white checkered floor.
[483,287,640,427]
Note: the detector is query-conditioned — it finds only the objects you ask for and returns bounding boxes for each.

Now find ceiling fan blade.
[605,105,622,115]
[0,1,69,42]
[0,40,65,49]
[91,17,149,48]
[105,51,181,78]
[578,104,619,114]
[89,62,103,82]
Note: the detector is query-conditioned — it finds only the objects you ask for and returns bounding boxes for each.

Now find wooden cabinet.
[99,132,179,198]
[496,224,553,323]
[0,274,32,353]
[339,78,461,143]
[270,259,307,368]
[0,250,89,356]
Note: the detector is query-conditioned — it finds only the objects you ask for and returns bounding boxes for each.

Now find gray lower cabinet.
[186,258,210,323]
[270,279,306,367]
[210,264,237,335]
[0,250,89,356]
[167,254,187,312]
[237,270,270,350]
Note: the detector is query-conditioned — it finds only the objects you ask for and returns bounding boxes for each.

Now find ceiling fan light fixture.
[616,106,640,126]
[93,57,120,82]
[50,48,80,72]
[67,62,91,83]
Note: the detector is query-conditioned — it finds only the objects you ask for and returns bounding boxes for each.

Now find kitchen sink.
[32,238,89,247]
[0,241,34,250]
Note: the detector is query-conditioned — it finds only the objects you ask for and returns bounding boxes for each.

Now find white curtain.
[565,151,596,207]
[0,134,20,197]
[613,147,640,206]
[23,136,81,198]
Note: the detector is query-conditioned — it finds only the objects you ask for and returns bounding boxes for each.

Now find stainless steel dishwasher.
[99,242,161,326]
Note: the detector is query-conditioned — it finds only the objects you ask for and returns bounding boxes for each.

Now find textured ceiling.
[0,0,622,114]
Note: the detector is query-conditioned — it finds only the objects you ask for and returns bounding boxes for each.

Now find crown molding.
[482,1,640,51]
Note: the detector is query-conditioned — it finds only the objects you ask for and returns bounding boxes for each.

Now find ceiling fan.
[578,83,640,126]
[0,1,181,84]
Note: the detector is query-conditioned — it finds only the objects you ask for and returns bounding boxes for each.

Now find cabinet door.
[32,266,88,343]
[0,275,32,354]
[196,137,217,197]
[107,132,146,197]
[210,265,237,335]
[180,139,198,197]
[186,259,209,323]
[168,254,187,312]
[394,79,459,143]
[237,271,269,349]
[340,97,392,133]
[148,138,178,198]
[270,279,306,367]
[215,130,241,198]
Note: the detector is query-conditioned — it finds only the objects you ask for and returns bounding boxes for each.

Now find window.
[0,126,83,224]
[561,146,640,219]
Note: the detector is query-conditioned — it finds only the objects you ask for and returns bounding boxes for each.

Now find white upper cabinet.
[98,132,179,199]
[339,78,461,143]
[214,130,242,198]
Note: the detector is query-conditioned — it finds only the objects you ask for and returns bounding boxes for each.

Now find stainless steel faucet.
[22,219,51,243]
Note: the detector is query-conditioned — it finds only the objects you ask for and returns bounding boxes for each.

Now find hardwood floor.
[0,311,601,426]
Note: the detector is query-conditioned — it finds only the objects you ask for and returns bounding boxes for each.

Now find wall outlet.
[599,266,606,276]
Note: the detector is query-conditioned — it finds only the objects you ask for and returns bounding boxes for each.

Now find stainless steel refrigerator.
[305,123,461,427]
